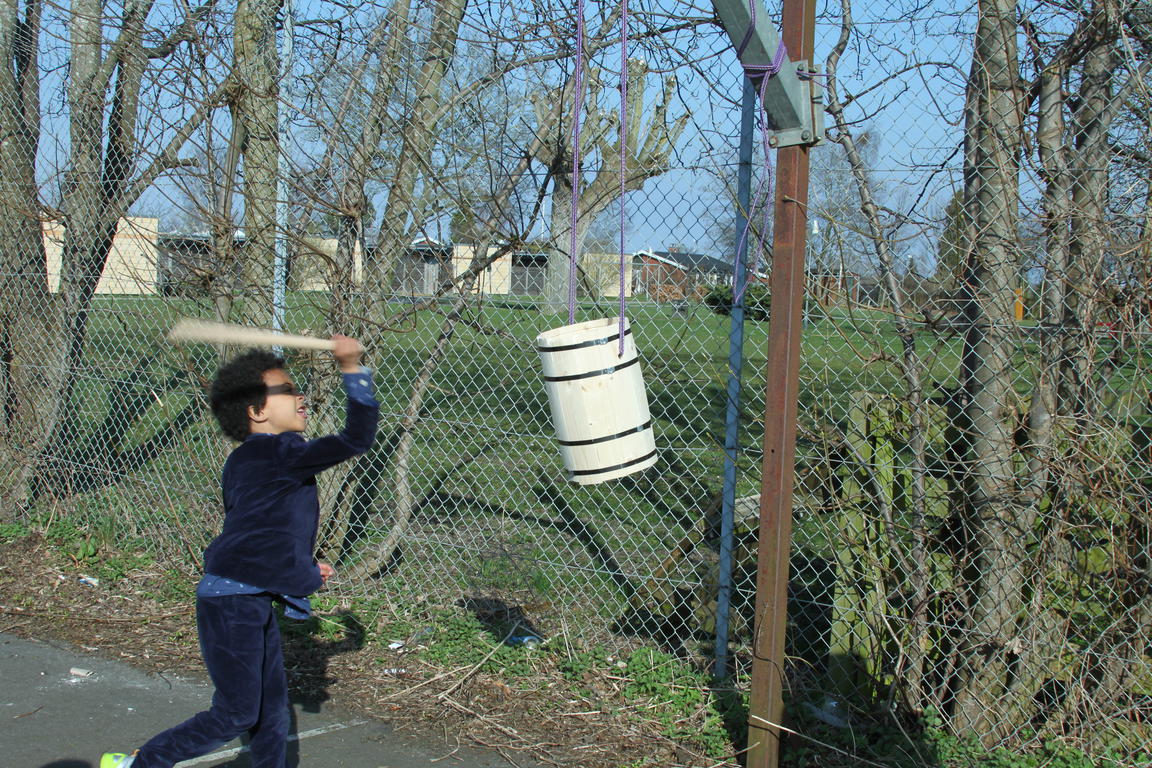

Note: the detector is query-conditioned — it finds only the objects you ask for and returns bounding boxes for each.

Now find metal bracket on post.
[713,0,824,148]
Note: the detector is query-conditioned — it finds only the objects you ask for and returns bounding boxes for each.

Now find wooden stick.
[167,319,336,351]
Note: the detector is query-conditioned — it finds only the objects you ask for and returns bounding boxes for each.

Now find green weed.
[555,643,740,760]
[94,551,155,583]
[0,521,30,542]
[419,608,539,679]
[781,704,1126,768]
[557,644,610,681]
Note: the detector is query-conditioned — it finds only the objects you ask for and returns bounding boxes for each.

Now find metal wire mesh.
[1,0,1150,764]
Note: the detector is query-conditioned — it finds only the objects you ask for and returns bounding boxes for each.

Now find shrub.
[703,284,770,321]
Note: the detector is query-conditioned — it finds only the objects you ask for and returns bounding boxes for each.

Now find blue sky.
[33,0,983,279]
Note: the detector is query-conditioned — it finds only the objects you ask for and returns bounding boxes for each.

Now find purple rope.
[618,0,629,355]
[567,2,586,326]
[735,0,758,58]
[744,42,789,83]
[734,0,789,79]
[733,2,788,303]
[739,0,789,101]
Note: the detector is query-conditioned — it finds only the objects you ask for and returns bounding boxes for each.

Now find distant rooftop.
[635,248,767,280]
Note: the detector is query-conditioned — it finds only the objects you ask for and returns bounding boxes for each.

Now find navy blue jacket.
[203,383,378,597]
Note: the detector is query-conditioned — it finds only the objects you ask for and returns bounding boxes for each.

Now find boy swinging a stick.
[102,334,378,767]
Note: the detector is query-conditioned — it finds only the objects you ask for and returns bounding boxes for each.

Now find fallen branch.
[441,695,523,740]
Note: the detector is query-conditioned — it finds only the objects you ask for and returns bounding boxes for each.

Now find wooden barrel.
[536,317,658,485]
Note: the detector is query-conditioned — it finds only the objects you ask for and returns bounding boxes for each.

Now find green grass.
[40,296,1152,628]
[63,294,1152,603]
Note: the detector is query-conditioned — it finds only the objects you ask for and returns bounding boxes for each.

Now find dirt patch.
[0,533,733,768]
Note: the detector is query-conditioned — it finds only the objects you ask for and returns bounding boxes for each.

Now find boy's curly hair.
[209,349,286,442]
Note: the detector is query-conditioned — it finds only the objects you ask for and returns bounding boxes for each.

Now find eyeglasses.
[265,383,302,397]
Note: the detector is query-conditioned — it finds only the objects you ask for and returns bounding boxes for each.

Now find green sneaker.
[100,753,136,768]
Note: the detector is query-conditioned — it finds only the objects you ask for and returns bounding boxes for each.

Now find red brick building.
[632,248,767,301]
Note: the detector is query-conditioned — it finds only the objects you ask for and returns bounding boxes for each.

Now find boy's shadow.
[212,609,367,767]
[282,609,367,713]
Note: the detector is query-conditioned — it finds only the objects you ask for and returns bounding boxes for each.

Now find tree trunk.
[949,0,1028,741]
[544,168,585,311]
[537,65,688,311]
[6,0,215,506]
[342,241,514,579]
[329,0,409,333]
[233,0,282,300]
[1060,14,1116,419]
[366,0,468,303]
[43,0,151,470]
[0,0,62,520]
[990,37,1072,731]
[316,0,469,560]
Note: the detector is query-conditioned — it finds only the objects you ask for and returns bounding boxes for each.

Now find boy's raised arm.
[279,334,378,477]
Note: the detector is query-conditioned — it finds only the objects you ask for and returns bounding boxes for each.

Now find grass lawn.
[52,293,1152,649]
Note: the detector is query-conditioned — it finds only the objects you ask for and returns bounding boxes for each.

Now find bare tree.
[230,0,281,296]
[286,1,695,569]
[535,60,689,310]
[0,0,57,520]
[822,0,935,715]
[0,0,219,516]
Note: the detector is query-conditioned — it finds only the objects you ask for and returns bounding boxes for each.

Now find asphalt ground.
[1,632,543,768]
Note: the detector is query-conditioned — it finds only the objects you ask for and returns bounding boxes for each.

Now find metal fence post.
[746,0,816,762]
[273,0,294,340]
[715,76,758,681]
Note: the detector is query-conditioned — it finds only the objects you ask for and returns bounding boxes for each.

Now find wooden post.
[745,0,817,763]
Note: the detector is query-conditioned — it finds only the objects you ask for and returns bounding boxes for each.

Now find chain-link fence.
[1,0,1150,764]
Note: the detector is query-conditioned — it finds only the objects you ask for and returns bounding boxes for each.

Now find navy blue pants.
[134,593,289,768]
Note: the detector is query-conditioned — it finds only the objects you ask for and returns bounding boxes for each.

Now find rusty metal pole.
[745,0,816,763]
